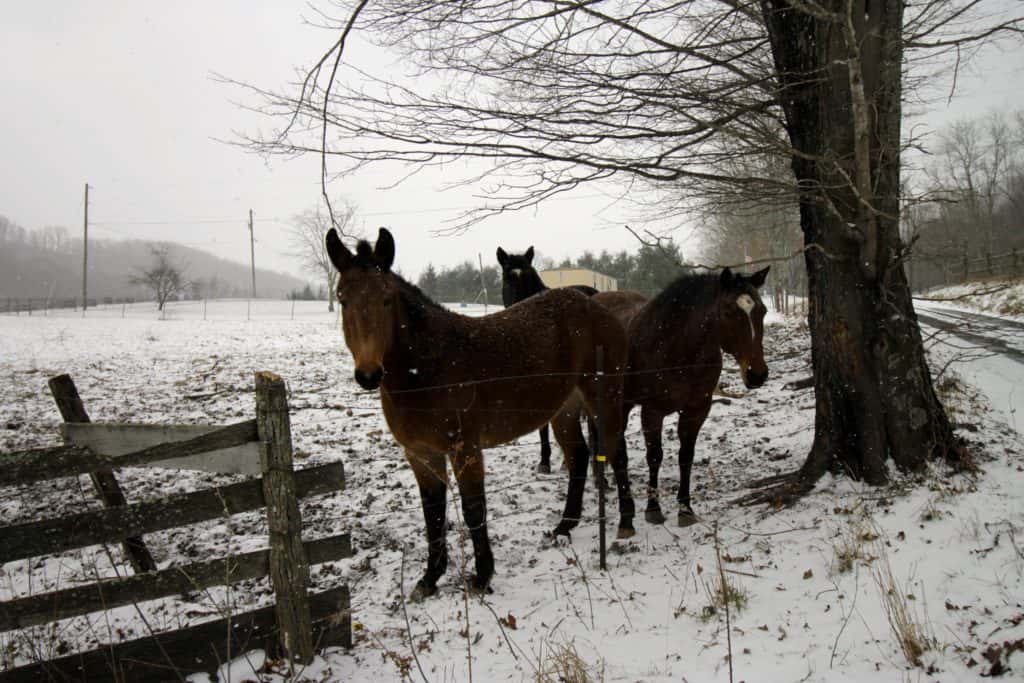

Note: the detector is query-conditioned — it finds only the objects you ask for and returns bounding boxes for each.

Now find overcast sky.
[2,1,1022,282]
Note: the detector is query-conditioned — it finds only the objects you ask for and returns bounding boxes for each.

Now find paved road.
[915,301,1024,436]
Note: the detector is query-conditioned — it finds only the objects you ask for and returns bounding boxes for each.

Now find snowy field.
[1,298,1023,682]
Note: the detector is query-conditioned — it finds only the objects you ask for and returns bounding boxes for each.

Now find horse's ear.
[496,247,509,267]
[374,227,395,271]
[325,229,352,273]
[750,265,770,288]
[525,246,535,264]
[720,267,734,289]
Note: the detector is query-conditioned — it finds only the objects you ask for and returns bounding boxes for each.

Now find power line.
[87,191,615,226]
[91,218,286,226]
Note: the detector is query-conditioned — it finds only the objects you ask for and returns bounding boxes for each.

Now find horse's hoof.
[546,523,574,545]
[677,509,699,527]
[542,531,571,548]
[468,575,494,595]
[616,525,636,540]
[645,508,667,525]
[536,462,552,475]
[409,581,437,602]
[550,522,574,537]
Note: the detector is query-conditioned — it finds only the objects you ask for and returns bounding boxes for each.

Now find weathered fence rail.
[909,247,1022,291]
[0,371,352,682]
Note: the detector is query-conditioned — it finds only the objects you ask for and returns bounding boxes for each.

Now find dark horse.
[496,246,598,473]
[327,228,635,599]
[567,267,770,526]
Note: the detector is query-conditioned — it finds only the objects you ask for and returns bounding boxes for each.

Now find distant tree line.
[0,215,307,300]
[907,110,1024,289]
[698,110,1024,304]
[288,283,329,301]
[416,239,688,304]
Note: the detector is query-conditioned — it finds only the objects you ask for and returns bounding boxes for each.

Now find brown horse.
[573,267,770,526]
[496,246,598,473]
[326,228,635,599]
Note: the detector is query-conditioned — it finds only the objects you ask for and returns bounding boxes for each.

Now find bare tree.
[237,1,1023,503]
[289,200,358,312]
[910,109,1024,286]
[130,245,189,311]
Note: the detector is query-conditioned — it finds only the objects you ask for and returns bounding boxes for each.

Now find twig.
[713,521,735,683]
[565,544,596,631]
[829,567,860,669]
[399,548,429,683]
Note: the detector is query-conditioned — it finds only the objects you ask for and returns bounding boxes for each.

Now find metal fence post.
[595,346,607,571]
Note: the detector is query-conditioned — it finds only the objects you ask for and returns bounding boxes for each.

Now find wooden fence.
[908,247,1022,291]
[0,371,351,682]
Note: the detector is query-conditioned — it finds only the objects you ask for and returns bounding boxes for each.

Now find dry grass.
[872,552,937,668]
[830,510,879,575]
[934,373,969,425]
[699,571,750,622]
[534,639,604,683]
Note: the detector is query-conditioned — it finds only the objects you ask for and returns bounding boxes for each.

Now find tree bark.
[748,0,963,503]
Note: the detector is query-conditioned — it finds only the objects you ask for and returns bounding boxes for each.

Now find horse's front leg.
[641,406,667,524]
[549,407,591,537]
[450,445,494,593]
[537,424,552,474]
[407,450,449,601]
[676,402,711,527]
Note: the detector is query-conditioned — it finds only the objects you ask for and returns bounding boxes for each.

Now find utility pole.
[248,208,256,299]
[82,183,90,311]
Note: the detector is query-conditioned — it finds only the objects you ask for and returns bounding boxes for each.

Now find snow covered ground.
[916,279,1024,323]
[917,280,1024,438]
[1,298,1022,682]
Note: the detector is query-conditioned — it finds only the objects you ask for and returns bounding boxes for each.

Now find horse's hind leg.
[537,425,552,474]
[407,450,449,601]
[578,384,635,537]
[585,415,610,490]
[676,402,712,527]
[641,406,667,525]
[550,406,591,537]
[450,445,494,593]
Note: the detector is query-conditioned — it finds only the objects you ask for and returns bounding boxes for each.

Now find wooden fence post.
[48,375,157,573]
[254,371,314,665]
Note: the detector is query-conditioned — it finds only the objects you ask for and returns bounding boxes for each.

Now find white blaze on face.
[737,294,756,340]
[511,268,522,277]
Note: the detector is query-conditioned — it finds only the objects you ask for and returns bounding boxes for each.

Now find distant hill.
[0,216,308,301]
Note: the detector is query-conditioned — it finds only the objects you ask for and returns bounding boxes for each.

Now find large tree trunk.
[749,1,964,503]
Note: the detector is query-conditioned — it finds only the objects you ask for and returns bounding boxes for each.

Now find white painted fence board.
[60,423,262,475]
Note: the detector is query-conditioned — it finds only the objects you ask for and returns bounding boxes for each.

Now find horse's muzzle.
[354,367,383,390]
[744,367,768,389]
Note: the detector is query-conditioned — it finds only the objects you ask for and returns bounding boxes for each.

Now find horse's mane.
[395,276,447,324]
[349,238,447,324]
[646,270,720,319]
